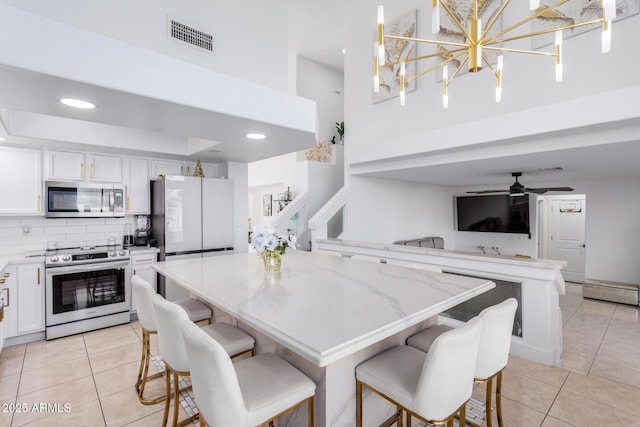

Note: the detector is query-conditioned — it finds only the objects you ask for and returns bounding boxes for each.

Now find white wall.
[570,177,640,284]
[343,1,640,165]
[296,56,344,143]
[0,0,289,91]
[341,176,455,248]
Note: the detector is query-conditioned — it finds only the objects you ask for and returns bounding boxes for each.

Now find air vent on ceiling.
[168,19,214,54]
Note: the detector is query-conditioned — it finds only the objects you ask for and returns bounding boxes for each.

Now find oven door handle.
[46,261,130,275]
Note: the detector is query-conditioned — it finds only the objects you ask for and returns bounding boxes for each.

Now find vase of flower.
[262,249,282,272]
[250,225,296,272]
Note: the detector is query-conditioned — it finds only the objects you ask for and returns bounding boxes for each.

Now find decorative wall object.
[532,0,638,48]
[437,0,502,79]
[373,9,417,103]
[262,194,272,216]
[304,140,333,163]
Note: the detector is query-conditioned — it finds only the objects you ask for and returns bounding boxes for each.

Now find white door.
[164,176,202,254]
[202,178,235,250]
[548,196,586,283]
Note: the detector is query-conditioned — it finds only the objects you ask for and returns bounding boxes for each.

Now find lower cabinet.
[130,251,158,313]
[2,262,45,340]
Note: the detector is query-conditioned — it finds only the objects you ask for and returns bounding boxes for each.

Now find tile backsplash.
[0,217,137,255]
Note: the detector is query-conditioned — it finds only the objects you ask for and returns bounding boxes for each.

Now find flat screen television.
[456,194,530,234]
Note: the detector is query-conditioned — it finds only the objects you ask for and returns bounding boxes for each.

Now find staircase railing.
[270,191,309,239]
[308,186,351,251]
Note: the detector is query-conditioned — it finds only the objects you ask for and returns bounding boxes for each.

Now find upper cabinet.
[124,157,150,214]
[0,146,42,216]
[47,150,122,183]
[150,160,218,179]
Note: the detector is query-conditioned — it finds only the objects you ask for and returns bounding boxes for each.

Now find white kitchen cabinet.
[1,265,18,339]
[150,160,183,179]
[151,159,218,179]
[88,154,122,182]
[47,150,122,182]
[16,263,45,335]
[130,251,157,312]
[0,146,42,216]
[124,157,150,214]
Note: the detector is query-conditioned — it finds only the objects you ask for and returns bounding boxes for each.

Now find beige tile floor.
[1,282,639,426]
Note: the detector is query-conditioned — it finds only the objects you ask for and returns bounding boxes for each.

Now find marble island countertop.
[317,238,568,270]
[152,250,494,367]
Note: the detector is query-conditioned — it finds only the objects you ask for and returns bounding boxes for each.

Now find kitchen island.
[152,250,494,426]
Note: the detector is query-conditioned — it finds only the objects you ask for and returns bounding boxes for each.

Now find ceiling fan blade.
[525,187,574,194]
[466,189,509,194]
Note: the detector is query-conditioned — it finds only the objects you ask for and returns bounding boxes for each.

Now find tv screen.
[456,194,530,234]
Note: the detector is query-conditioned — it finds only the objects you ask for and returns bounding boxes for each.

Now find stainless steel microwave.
[45,181,125,218]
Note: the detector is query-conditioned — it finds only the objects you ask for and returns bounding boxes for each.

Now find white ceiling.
[0,1,637,192]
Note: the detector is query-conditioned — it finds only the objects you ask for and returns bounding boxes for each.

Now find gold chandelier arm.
[384,47,468,66]
[482,54,499,78]
[484,0,571,45]
[438,0,471,41]
[405,51,467,84]
[484,45,557,57]
[385,34,468,49]
[484,18,603,47]
[447,56,469,85]
[482,0,511,39]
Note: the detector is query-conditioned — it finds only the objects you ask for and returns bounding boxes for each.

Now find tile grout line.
[83,333,108,427]
[8,344,27,427]
[584,302,617,376]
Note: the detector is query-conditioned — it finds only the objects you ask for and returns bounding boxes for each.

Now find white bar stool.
[181,319,316,427]
[132,275,215,405]
[356,316,483,427]
[152,293,255,427]
[406,298,518,427]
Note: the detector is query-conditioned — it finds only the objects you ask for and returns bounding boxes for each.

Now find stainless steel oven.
[45,246,130,339]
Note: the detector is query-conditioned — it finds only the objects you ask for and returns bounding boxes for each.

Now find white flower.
[250,226,296,254]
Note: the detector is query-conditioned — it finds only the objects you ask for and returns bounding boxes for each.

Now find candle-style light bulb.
[495,55,503,103]
[530,0,539,10]
[601,20,612,53]
[555,30,563,82]
[442,65,448,109]
[377,5,386,66]
[399,62,406,106]
[432,0,441,33]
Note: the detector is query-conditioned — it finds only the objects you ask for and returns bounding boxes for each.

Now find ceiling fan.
[467,172,574,196]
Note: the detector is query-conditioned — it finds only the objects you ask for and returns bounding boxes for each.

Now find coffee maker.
[134,215,151,246]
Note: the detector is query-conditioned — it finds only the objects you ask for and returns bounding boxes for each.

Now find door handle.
[1,288,10,307]
[37,267,41,285]
[81,163,85,179]
[90,164,95,179]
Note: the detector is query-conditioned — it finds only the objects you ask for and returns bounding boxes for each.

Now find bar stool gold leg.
[356,381,363,427]
[308,396,314,427]
[460,402,467,427]
[485,377,493,427]
[135,329,165,405]
[496,371,504,427]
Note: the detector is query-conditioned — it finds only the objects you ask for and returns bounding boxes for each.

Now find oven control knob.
[109,251,117,257]
[50,256,59,262]
[61,255,71,262]
[118,250,126,256]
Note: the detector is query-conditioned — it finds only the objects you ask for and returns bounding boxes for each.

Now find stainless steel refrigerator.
[151,176,234,300]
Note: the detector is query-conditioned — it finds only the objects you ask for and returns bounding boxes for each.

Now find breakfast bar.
[152,250,494,426]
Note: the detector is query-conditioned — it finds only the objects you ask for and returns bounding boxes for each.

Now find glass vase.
[262,250,282,272]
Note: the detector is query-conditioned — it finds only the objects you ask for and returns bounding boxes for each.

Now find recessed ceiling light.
[245,133,266,140]
[60,98,96,109]
[342,48,346,54]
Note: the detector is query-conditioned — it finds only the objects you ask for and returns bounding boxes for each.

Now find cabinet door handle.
[135,258,154,263]
[127,196,131,211]
[81,163,85,179]
[90,164,95,179]
[133,269,136,275]
[187,166,191,176]
[2,288,10,307]
[180,165,184,176]
[37,267,41,285]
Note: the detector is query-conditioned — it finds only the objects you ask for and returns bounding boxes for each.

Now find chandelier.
[374,0,616,108]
